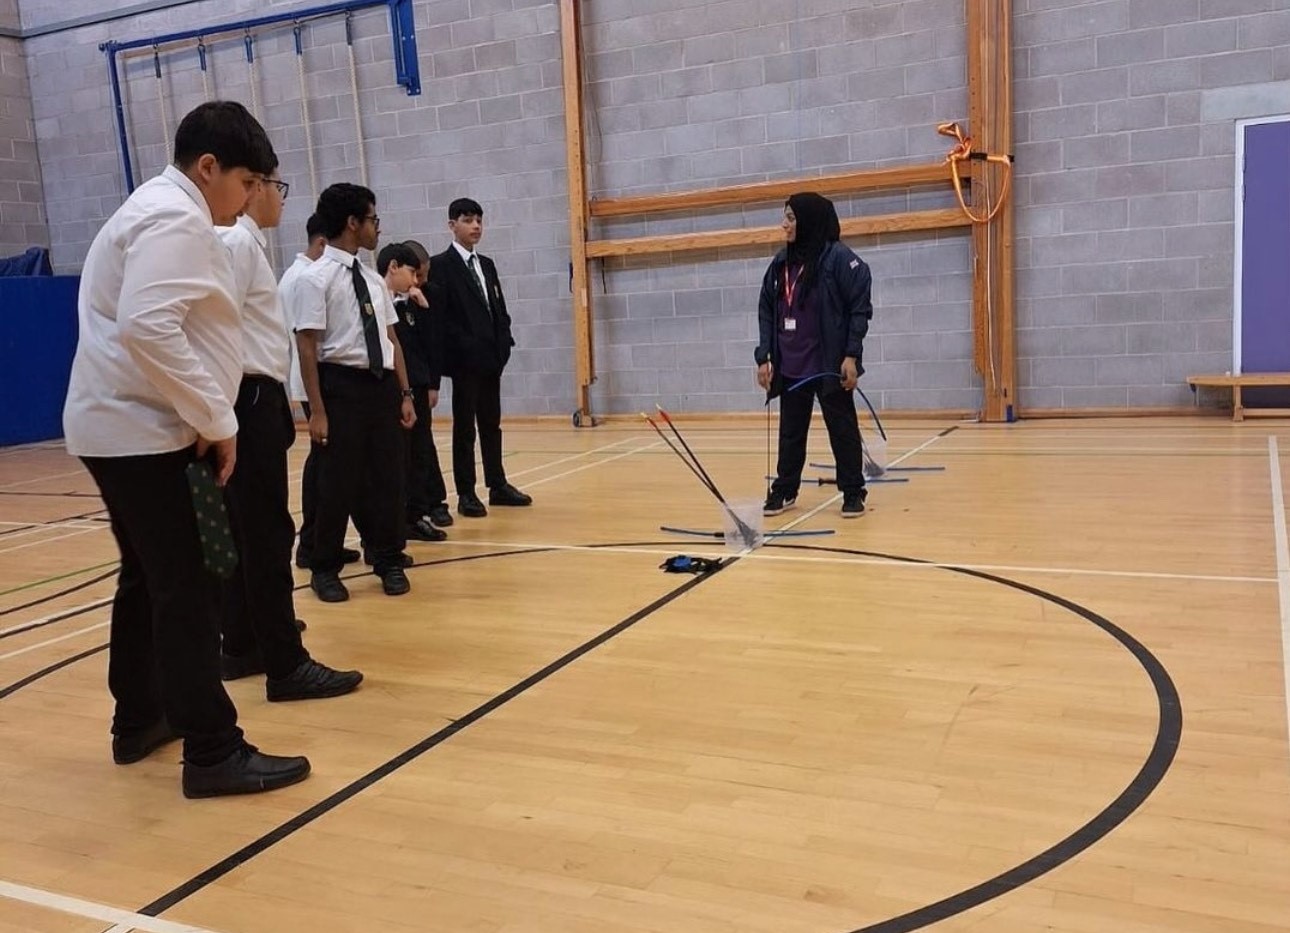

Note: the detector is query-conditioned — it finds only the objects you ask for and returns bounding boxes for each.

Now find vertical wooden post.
[967,0,1017,422]
[560,0,596,427]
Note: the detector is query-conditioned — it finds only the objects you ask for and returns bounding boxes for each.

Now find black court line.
[138,550,734,916]
[0,490,101,498]
[0,643,109,701]
[0,546,562,698]
[759,543,1181,933]
[0,535,1180,931]
[0,569,119,622]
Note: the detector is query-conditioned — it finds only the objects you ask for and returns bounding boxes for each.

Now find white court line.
[774,429,949,533]
[0,619,109,661]
[0,520,102,544]
[516,438,662,489]
[0,880,225,933]
[438,435,645,499]
[0,597,114,638]
[1267,436,1290,751]
[445,538,1274,586]
[287,435,642,492]
[0,525,107,557]
[0,467,88,490]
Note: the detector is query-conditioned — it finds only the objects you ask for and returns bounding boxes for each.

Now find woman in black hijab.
[754,192,873,518]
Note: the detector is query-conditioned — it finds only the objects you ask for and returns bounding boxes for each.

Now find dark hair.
[305,212,325,241]
[315,183,376,239]
[402,239,430,267]
[448,197,483,220]
[377,242,419,276]
[173,101,276,175]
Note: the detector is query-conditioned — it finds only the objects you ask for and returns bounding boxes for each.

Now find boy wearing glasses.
[290,183,417,603]
[217,171,363,698]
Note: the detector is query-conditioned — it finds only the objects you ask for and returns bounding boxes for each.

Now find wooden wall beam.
[589,163,956,218]
[559,0,595,426]
[586,209,971,259]
[968,0,1017,422]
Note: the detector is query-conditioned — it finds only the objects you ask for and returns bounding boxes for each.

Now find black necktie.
[351,259,384,377]
[467,253,490,314]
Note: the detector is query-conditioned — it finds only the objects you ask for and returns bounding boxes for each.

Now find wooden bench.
[1187,372,1290,421]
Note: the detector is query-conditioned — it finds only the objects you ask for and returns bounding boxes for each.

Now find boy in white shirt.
[290,183,417,603]
[217,171,363,700]
[63,101,310,799]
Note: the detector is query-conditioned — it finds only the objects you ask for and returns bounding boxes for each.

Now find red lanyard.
[783,264,805,309]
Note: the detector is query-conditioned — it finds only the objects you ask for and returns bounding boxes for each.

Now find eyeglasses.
[269,179,290,200]
[364,214,381,230]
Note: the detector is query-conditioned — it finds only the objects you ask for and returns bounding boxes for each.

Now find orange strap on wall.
[937,122,1013,224]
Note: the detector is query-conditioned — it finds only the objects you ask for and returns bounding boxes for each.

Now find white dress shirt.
[278,253,313,401]
[288,245,397,371]
[452,239,489,304]
[63,165,241,456]
[218,215,291,384]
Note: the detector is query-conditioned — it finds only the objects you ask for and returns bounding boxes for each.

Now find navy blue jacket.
[755,241,873,399]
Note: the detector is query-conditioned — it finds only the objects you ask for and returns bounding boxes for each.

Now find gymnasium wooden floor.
[1,416,1288,933]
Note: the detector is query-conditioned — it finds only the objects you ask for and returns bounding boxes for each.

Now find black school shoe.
[266,659,364,702]
[181,744,311,799]
[457,493,488,518]
[379,567,411,596]
[407,517,447,542]
[489,483,532,507]
[310,571,350,602]
[428,504,454,527]
[112,720,178,765]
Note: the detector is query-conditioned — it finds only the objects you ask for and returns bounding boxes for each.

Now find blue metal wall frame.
[100,0,421,192]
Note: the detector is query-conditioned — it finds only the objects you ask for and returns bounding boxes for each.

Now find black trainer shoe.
[489,483,532,506]
[112,720,178,765]
[407,517,447,542]
[182,744,311,799]
[458,493,488,518]
[763,490,797,516]
[266,659,364,702]
[310,571,349,603]
[428,504,454,527]
[841,490,867,518]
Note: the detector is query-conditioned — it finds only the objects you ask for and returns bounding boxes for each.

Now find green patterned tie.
[185,461,239,579]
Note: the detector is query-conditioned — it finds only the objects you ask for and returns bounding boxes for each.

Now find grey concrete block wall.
[0,0,48,259]
[11,0,1290,414]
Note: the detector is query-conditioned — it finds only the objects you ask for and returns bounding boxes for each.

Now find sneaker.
[763,490,797,516]
[841,490,867,518]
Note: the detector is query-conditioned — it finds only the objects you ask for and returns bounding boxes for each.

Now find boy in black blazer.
[428,197,531,517]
